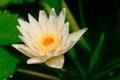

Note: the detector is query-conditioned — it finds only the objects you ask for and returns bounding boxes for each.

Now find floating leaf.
[0,0,37,7]
[89,33,104,72]
[26,0,36,3]
[0,0,9,7]
[9,0,24,4]
[0,10,21,45]
[0,0,24,7]
[0,47,19,80]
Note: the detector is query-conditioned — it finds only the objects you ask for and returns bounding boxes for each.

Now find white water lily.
[12,8,87,69]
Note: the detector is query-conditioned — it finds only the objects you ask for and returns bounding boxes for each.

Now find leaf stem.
[17,68,60,80]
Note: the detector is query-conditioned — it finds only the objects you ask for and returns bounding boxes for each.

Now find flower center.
[42,37,54,46]
[34,33,60,55]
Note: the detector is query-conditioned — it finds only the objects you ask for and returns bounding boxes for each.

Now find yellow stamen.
[42,37,54,46]
[34,33,60,55]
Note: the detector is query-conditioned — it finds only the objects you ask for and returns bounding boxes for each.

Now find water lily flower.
[12,8,87,69]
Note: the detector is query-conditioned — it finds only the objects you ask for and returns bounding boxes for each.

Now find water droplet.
[109,72,114,76]
[10,75,13,78]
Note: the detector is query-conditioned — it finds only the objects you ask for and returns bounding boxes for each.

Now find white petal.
[46,49,59,57]
[18,36,32,48]
[32,45,45,56]
[22,22,39,39]
[17,25,31,39]
[28,14,42,33]
[58,8,66,26]
[67,28,88,44]
[28,14,38,24]
[62,40,76,54]
[58,22,69,49]
[18,36,44,56]
[49,8,57,21]
[17,20,34,39]
[18,15,42,40]
[12,44,36,57]
[18,36,37,52]
[27,57,46,64]
[45,55,64,69]
[39,10,48,27]
[48,8,57,31]
[18,19,33,38]
[61,28,88,54]
[17,25,26,36]
[18,19,28,30]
